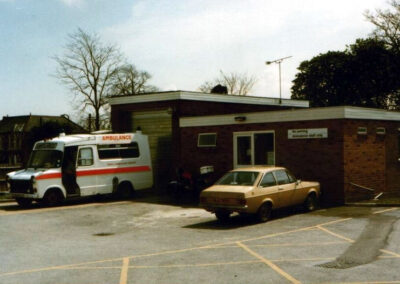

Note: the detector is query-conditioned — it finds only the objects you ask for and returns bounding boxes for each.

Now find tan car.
[199,166,320,222]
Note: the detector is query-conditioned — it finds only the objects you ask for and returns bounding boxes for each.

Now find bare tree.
[199,70,257,95]
[110,64,159,96]
[198,80,216,93]
[365,0,400,53]
[54,28,123,131]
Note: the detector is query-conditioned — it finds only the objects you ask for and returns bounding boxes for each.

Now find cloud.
[59,0,85,8]
[106,0,291,56]
[102,0,386,96]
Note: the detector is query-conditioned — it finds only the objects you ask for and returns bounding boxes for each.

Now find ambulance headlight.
[5,175,10,191]
[30,176,37,194]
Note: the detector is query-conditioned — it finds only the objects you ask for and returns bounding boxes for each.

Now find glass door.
[254,133,275,166]
[234,131,274,168]
[235,135,252,167]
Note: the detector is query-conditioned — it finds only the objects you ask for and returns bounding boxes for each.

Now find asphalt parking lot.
[0,193,399,284]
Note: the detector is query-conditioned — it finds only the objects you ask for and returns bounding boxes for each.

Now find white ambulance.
[5,131,153,207]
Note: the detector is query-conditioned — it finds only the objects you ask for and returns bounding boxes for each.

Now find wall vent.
[357,127,367,135]
[376,127,386,135]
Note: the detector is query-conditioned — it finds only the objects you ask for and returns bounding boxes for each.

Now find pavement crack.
[318,214,397,269]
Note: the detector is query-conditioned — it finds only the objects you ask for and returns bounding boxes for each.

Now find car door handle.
[278,187,284,190]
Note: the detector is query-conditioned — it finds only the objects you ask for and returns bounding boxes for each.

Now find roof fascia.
[109,91,309,108]
[179,106,400,127]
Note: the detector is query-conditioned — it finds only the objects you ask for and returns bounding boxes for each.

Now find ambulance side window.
[120,142,140,158]
[98,142,140,159]
[78,147,94,166]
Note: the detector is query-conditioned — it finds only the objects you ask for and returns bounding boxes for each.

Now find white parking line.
[0,201,131,216]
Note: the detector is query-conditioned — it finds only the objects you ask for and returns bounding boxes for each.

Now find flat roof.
[180,106,400,127]
[109,90,309,108]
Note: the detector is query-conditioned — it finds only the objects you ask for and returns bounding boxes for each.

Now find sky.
[0,0,390,121]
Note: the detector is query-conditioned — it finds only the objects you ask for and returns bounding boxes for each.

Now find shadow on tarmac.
[183,206,307,230]
[0,189,200,212]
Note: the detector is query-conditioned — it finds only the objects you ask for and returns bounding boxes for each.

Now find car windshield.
[216,171,260,186]
[27,150,63,169]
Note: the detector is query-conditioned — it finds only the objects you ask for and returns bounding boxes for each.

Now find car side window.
[259,172,277,187]
[274,170,290,185]
[78,147,94,166]
[286,171,296,183]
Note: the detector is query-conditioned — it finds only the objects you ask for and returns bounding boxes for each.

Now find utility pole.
[88,114,92,133]
[265,56,292,104]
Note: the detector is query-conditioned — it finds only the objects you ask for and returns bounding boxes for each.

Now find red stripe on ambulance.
[36,166,151,180]
[36,173,62,180]
[77,166,151,177]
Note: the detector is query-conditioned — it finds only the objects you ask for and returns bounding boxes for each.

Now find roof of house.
[108,90,310,108]
[180,106,400,127]
[0,115,86,134]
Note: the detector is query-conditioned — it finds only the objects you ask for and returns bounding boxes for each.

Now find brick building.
[110,91,308,187]
[110,91,400,204]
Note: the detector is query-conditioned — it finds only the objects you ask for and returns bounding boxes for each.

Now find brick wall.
[111,101,400,203]
[342,120,400,200]
[180,118,400,204]
[111,100,297,182]
[343,120,386,201]
[180,120,345,204]
[385,122,400,192]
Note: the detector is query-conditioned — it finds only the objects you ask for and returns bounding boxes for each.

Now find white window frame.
[233,130,275,168]
[197,133,217,147]
[78,147,94,167]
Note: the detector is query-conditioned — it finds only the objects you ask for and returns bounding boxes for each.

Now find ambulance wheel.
[43,189,63,206]
[117,182,134,199]
[16,198,32,208]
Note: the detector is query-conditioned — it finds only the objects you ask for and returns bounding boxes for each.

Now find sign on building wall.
[288,128,328,139]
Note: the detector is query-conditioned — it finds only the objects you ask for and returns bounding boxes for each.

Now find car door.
[76,146,98,196]
[273,169,296,207]
[254,172,281,209]
[286,170,305,205]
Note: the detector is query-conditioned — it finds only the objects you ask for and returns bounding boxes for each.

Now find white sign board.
[288,128,328,139]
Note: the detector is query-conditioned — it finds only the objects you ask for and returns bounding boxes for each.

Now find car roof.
[232,166,286,173]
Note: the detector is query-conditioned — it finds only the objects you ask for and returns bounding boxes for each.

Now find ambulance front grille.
[10,180,31,194]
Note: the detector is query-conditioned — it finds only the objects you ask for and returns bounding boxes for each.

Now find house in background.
[0,114,86,167]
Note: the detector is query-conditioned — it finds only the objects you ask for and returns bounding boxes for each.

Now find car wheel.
[304,194,317,212]
[257,203,272,223]
[43,189,63,206]
[215,210,231,222]
[16,198,32,208]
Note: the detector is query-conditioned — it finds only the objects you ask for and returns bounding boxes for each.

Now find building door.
[234,131,275,168]
[131,110,172,187]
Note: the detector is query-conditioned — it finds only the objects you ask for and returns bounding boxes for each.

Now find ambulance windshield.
[27,150,63,169]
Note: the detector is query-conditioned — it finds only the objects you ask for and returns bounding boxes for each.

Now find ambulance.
[5,131,153,207]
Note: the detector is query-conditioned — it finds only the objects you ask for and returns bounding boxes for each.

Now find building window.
[234,131,275,168]
[198,133,217,147]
